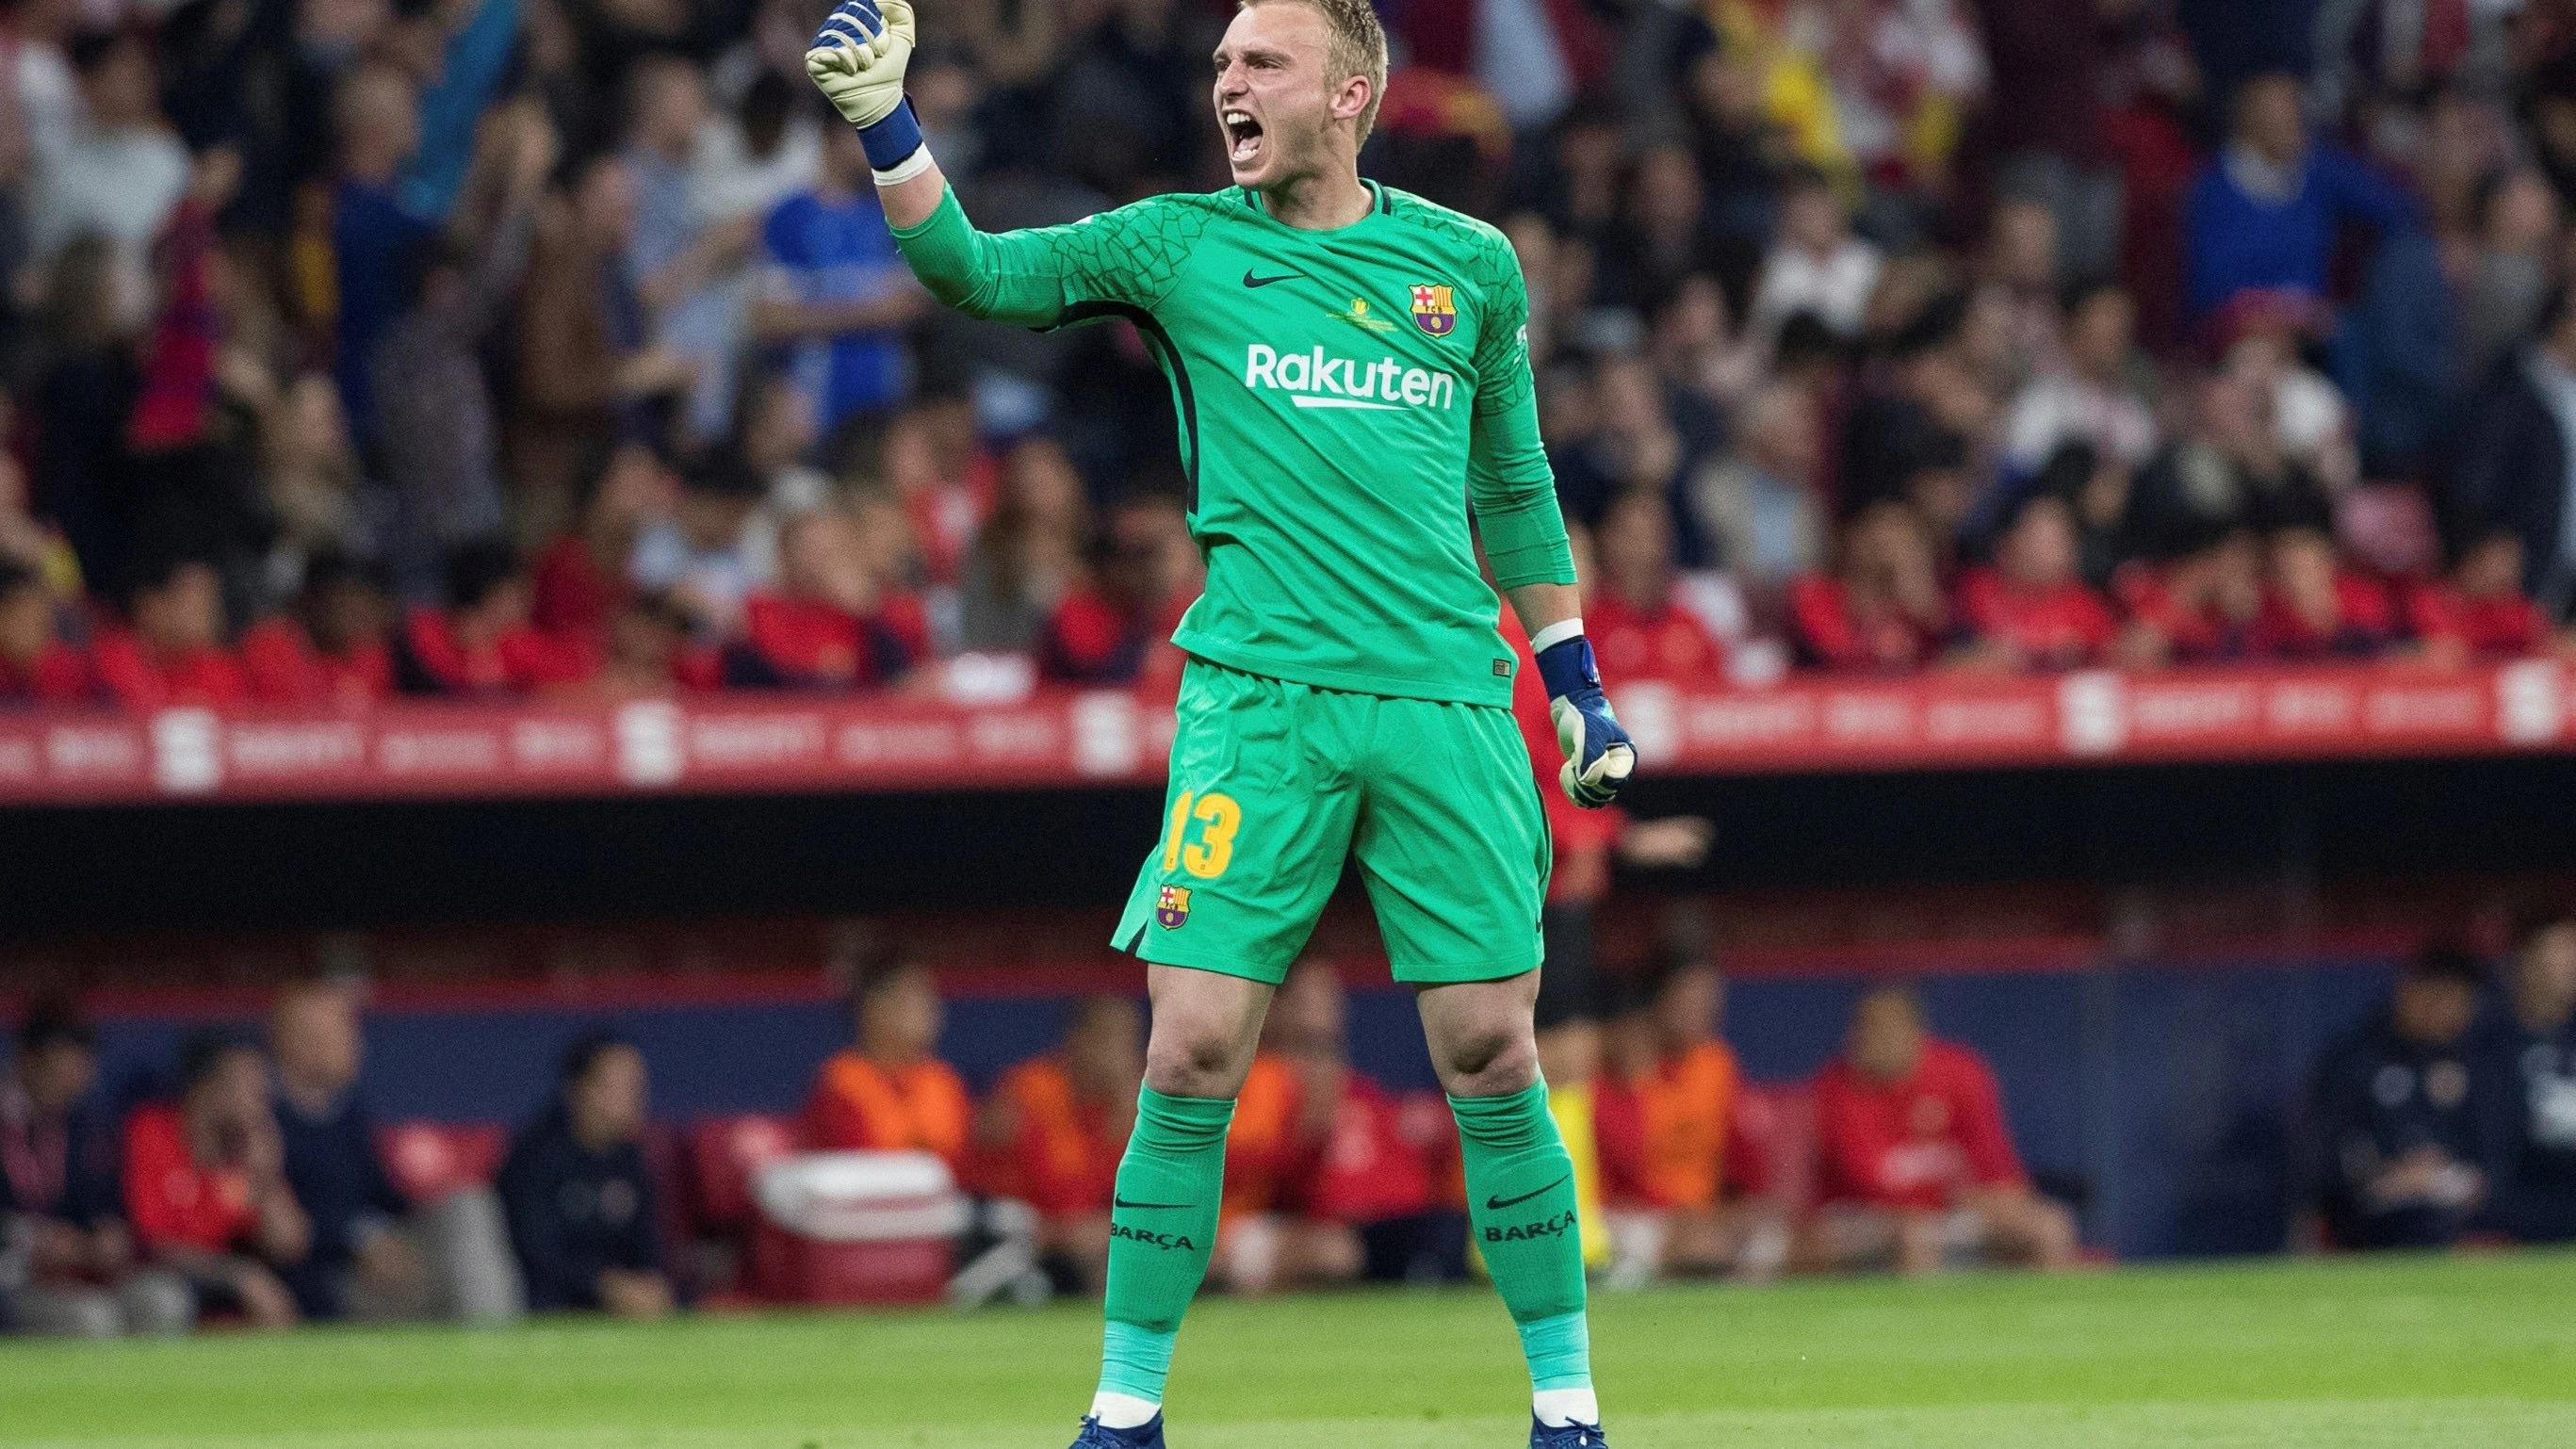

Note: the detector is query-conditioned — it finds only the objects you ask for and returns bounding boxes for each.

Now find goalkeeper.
[809,2,1633,1444]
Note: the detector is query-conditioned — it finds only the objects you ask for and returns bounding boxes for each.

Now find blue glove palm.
[1536,635,1634,808]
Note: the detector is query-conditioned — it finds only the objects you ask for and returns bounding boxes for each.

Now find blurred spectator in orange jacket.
[1594,950,1779,1284]
[1797,985,2076,1276]
[1215,961,1436,1294]
[975,995,1144,1292]
[803,952,970,1172]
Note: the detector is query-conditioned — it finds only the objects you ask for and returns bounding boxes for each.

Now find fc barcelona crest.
[1155,885,1193,929]
[1409,284,1456,336]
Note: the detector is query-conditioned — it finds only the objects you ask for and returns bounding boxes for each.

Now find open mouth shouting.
[1223,108,1264,169]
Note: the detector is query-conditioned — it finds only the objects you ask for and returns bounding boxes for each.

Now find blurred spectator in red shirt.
[122,1034,311,1327]
[1214,961,1437,1294]
[582,593,721,698]
[1594,951,1777,1285]
[1954,492,2124,671]
[802,952,970,1170]
[1790,500,1950,672]
[1797,985,2076,1276]
[239,554,396,708]
[726,506,921,690]
[0,562,94,705]
[975,995,1144,1292]
[883,396,998,588]
[957,436,1095,655]
[1588,491,1725,684]
[2115,522,2266,665]
[396,538,597,696]
[532,443,675,642]
[92,555,248,709]
[1037,493,1198,691]
[2407,529,2567,665]
[2247,486,2397,659]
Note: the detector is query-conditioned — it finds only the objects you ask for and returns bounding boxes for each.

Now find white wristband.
[1529,618,1586,654]
[872,147,936,187]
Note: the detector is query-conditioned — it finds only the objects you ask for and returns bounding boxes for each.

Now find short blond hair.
[1242,0,1390,142]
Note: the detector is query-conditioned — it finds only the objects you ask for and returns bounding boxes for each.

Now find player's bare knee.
[1144,1025,1250,1099]
[1432,1027,1537,1097]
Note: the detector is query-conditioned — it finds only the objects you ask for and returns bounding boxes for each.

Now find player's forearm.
[1505,580,1583,641]
[1471,397,1578,594]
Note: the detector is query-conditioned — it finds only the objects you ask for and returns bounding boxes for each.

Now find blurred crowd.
[17,1,2576,710]
[9,903,2576,1334]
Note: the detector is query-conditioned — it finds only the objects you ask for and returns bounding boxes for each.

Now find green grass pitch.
[6,1252,2573,1448]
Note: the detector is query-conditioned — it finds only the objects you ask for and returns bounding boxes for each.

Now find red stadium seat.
[377,1121,507,1205]
[686,1113,801,1235]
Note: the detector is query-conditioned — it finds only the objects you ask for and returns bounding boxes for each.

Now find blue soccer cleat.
[1071,1414,1166,1449]
[1530,1416,1606,1448]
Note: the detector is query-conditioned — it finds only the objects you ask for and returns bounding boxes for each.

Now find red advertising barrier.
[0,660,2568,806]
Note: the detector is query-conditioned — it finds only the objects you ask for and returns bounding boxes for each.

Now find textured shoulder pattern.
[1383,187,1531,414]
[1057,190,1230,312]
[1380,187,1519,297]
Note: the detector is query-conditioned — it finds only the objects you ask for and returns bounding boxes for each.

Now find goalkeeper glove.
[1534,623,1636,808]
[807,0,924,171]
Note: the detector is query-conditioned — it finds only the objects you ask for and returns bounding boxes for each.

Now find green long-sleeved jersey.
[891,180,1575,707]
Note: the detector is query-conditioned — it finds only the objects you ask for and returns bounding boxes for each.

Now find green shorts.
[1113,659,1551,985]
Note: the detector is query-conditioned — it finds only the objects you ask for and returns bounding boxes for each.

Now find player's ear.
[1332,73,1369,127]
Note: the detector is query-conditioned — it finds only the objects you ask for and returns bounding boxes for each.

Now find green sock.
[1095,1085,1232,1406]
[1453,1081,1593,1392]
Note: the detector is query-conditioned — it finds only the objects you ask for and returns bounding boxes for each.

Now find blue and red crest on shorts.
[1155,885,1192,929]
[1410,284,1456,336]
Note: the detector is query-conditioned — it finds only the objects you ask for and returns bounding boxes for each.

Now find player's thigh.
[1352,696,1550,984]
[1114,662,1361,985]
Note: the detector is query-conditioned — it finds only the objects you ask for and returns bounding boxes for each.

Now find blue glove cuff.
[856,98,923,171]
[1535,636,1600,700]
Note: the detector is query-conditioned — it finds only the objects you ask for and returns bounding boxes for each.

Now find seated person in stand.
[1951,492,2124,672]
[1594,952,1777,1283]
[497,1034,672,1318]
[2475,908,2576,1243]
[977,996,1146,1292]
[122,1034,310,1327]
[240,552,396,707]
[396,537,597,695]
[1215,961,1437,1294]
[2246,485,2395,659]
[2,998,190,1336]
[1788,501,1949,673]
[2307,948,2490,1250]
[92,554,248,709]
[2405,529,2565,665]
[0,562,93,705]
[1797,986,2076,1275]
[1585,491,1726,684]
[726,506,919,690]
[1035,493,1198,692]
[802,952,970,1172]
[2111,519,2264,665]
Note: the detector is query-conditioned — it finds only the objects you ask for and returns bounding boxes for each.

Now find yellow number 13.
[1161,790,1241,879]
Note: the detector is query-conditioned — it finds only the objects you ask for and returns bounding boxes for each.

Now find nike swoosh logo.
[1242,269,1301,287]
[1485,1175,1571,1211]
[1115,1196,1195,1210]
